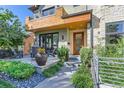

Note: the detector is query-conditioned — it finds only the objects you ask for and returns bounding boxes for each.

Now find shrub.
[96,45,123,57]
[71,47,93,88]
[71,64,93,88]
[0,79,15,88]
[0,61,35,79]
[80,47,92,67]
[96,38,124,57]
[57,46,69,61]
[42,61,64,77]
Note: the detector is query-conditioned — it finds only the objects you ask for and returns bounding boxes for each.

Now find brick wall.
[23,33,35,55]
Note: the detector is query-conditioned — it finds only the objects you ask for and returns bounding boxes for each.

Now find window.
[34,10,39,18]
[42,7,55,16]
[39,33,59,50]
[106,21,124,45]
[73,5,80,7]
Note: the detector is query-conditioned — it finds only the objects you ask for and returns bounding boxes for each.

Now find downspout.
[90,10,100,88]
[90,10,93,49]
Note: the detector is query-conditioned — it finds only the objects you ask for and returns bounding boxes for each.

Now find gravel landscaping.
[0,72,46,88]
[0,60,46,88]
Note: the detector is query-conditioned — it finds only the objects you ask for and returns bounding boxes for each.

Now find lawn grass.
[0,61,35,79]
[42,61,63,77]
[0,79,15,88]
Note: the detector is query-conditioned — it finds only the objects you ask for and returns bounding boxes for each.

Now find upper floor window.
[33,10,40,18]
[73,5,80,7]
[106,21,124,45]
[42,6,55,16]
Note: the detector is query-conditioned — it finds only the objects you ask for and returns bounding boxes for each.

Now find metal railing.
[92,54,124,88]
[91,54,99,88]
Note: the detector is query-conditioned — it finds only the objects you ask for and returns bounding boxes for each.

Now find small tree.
[0,8,27,51]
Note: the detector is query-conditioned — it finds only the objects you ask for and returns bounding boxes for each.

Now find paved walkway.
[35,63,79,88]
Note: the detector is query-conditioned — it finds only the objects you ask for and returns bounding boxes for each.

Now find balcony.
[26,7,91,32]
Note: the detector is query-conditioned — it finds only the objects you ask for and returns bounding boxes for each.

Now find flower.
[37,48,45,54]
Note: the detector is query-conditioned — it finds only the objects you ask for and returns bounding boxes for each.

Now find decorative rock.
[0,72,46,88]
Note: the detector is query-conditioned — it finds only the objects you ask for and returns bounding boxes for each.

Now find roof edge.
[61,10,92,19]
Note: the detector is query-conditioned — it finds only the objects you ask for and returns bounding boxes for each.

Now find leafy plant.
[42,61,63,77]
[117,38,124,56]
[71,64,93,88]
[0,79,15,88]
[96,37,124,57]
[80,47,92,67]
[0,8,27,51]
[57,46,69,61]
[0,61,35,79]
[71,47,93,88]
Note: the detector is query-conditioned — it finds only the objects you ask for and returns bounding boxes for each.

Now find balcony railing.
[28,6,89,21]
[25,6,91,31]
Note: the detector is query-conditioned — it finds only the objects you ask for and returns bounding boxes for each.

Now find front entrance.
[73,32,84,55]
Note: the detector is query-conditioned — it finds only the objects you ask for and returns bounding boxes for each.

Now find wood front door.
[73,32,84,55]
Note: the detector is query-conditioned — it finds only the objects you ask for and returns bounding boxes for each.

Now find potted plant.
[35,48,47,66]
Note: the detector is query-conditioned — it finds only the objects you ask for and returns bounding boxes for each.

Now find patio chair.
[30,46,39,58]
[47,47,57,57]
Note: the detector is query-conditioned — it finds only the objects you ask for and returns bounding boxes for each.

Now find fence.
[91,54,99,88]
[92,54,124,88]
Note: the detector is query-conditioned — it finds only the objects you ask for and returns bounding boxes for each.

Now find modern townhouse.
[24,5,124,55]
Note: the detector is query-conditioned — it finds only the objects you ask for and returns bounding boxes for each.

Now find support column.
[87,23,92,48]
[67,28,71,55]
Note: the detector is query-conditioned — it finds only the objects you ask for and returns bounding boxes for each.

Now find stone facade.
[91,5,124,48]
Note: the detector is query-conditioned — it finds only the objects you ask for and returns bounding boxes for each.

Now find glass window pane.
[49,8,55,15]
[106,21,124,45]
[53,33,59,47]
[42,7,55,16]
[106,22,124,33]
[42,10,49,16]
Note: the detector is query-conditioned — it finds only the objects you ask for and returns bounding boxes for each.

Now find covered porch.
[24,9,92,55]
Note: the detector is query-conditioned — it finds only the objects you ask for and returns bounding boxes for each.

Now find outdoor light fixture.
[62,35,64,40]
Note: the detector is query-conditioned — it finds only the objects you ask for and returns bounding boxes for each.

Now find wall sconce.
[62,35,64,40]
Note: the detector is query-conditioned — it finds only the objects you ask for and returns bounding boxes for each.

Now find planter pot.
[35,53,47,66]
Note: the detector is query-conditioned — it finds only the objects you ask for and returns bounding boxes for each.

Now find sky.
[0,5,33,25]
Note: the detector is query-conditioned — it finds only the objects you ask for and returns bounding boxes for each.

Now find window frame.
[105,21,124,45]
[73,5,80,7]
[41,6,55,17]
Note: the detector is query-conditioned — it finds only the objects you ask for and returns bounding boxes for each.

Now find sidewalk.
[35,64,77,88]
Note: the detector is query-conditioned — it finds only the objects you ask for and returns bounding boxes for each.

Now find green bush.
[71,64,93,88]
[57,46,69,61]
[42,61,63,77]
[0,79,15,88]
[80,47,92,66]
[96,45,123,57]
[0,61,35,79]
[96,38,124,57]
[71,47,93,88]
